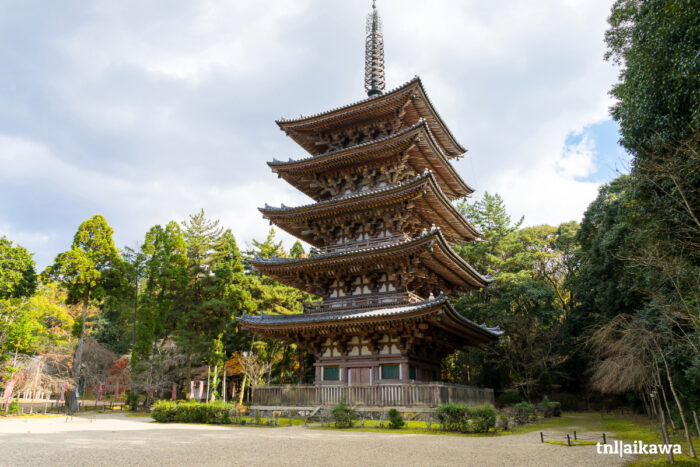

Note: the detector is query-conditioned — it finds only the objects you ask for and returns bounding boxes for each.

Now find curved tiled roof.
[249,227,490,288]
[268,119,473,201]
[262,170,432,213]
[259,170,482,242]
[270,119,450,167]
[237,293,503,339]
[277,77,421,124]
[277,76,466,157]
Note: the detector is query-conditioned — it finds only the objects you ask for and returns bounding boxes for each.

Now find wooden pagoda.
[239,3,501,405]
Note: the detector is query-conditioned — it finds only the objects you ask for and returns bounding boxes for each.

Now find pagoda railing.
[303,291,422,314]
[251,382,494,408]
[314,235,402,255]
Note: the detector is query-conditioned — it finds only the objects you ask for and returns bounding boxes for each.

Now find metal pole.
[540,432,544,443]
[566,434,571,446]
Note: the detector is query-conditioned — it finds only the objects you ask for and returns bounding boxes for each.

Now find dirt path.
[0,414,627,466]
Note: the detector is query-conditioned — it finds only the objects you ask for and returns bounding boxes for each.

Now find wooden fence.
[252,383,494,407]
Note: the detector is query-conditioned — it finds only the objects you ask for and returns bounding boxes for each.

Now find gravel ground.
[0,414,628,466]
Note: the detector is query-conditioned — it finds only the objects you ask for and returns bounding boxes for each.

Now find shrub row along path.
[0,413,626,466]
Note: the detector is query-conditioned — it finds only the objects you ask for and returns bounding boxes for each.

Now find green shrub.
[6,400,20,415]
[436,404,496,433]
[537,396,561,418]
[151,400,237,424]
[513,401,536,425]
[387,409,405,429]
[437,404,469,432]
[469,405,497,433]
[330,399,356,428]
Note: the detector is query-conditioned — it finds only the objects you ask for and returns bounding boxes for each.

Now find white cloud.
[0,134,306,268]
[557,136,596,179]
[1,0,623,267]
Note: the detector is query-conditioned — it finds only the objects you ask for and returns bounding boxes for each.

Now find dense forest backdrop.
[1,0,698,433]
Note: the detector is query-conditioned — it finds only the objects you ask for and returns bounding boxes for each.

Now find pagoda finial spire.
[365,0,385,97]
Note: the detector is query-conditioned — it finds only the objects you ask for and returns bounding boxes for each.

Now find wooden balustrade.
[303,291,423,314]
[251,382,494,407]
[315,235,402,254]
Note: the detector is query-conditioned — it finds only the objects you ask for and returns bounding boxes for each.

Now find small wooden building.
[239,3,501,406]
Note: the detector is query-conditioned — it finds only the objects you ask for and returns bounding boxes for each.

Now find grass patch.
[312,418,498,437]
[309,425,494,437]
[251,417,306,426]
[503,412,700,465]
[505,412,610,435]
[356,419,432,429]
[604,416,700,466]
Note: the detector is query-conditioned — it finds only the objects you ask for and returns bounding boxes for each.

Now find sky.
[0,0,631,270]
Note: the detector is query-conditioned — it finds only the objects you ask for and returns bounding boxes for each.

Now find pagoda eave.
[259,172,481,246]
[268,120,474,201]
[237,296,502,346]
[276,77,466,157]
[249,229,489,294]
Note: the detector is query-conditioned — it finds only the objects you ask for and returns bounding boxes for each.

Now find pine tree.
[289,241,305,259]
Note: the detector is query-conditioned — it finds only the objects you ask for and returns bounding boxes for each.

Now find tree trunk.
[223,367,227,403]
[69,293,90,414]
[131,279,138,349]
[211,362,218,402]
[185,351,192,399]
[206,365,211,403]
[238,374,247,407]
[656,370,676,430]
[641,391,652,418]
[655,393,675,464]
[146,340,158,407]
[659,348,696,458]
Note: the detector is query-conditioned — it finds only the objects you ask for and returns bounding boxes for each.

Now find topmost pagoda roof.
[277,76,466,158]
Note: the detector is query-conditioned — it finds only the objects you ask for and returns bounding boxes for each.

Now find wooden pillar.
[315,364,322,384]
[399,362,410,382]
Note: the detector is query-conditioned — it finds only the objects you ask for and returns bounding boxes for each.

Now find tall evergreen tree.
[250,228,285,259]
[134,221,187,403]
[43,215,119,412]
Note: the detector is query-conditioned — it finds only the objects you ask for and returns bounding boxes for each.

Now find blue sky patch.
[564,120,632,183]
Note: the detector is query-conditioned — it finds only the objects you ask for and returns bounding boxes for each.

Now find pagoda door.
[349,367,371,386]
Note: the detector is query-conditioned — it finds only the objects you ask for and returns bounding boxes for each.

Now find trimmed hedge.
[151,401,238,424]
[538,396,562,418]
[436,404,496,433]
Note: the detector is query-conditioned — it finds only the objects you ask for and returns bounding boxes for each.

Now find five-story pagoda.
[240,2,501,394]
